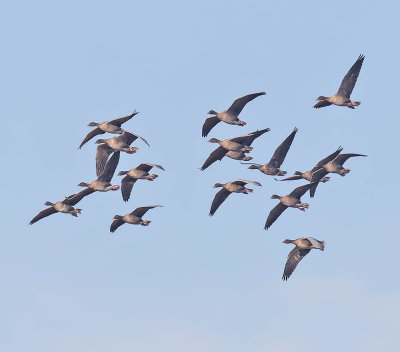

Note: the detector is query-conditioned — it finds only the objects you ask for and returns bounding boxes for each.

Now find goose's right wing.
[202,116,221,137]
[282,247,311,281]
[200,146,227,171]
[29,207,57,225]
[79,128,104,149]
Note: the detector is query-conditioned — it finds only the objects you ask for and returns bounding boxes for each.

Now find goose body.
[264,183,315,230]
[210,180,261,216]
[110,205,162,233]
[282,237,325,280]
[243,128,298,176]
[314,55,364,109]
[79,110,138,148]
[202,92,266,137]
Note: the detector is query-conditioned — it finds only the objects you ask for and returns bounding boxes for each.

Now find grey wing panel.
[64,188,95,205]
[96,144,113,177]
[227,92,266,116]
[79,128,104,149]
[121,176,137,202]
[333,153,367,166]
[200,146,227,171]
[202,116,221,137]
[269,128,298,168]
[337,54,365,99]
[209,189,231,216]
[110,219,125,233]
[29,207,57,225]
[264,202,288,230]
[282,248,311,280]
[98,151,120,182]
[289,183,314,198]
[110,110,138,126]
[311,147,343,173]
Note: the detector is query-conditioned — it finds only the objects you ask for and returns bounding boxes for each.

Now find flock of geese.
[200,54,366,280]
[30,111,163,232]
[31,54,366,280]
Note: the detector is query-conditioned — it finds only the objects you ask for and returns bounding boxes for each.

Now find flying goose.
[275,146,343,183]
[242,127,298,176]
[79,110,139,149]
[110,205,162,232]
[202,92,266,137]
[309,153,367,197]
[118,163,165,202]
[314,55,365,109]
[264,183,315,230]
[209,179,262,216]
[200,128,271,171]
[95,131,150,176]
[29,192,87,225]
[282,237,325,281]
[74,151,121,202]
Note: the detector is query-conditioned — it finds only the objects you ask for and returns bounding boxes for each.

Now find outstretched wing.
[117,131,150,146]
[232,179,262,187]
[136,163,165,172]
[282,247,311,281]
[29,207,57,225]
[230,128,271,145]
[332,153,367,166]
[202,116,221,137]
[98,151,120,182]
[200,146,227,171]
[309,169,330,198]
[110,110,139,127]
[121,175,138,202]
[79,128,104,149]
[131,205,162,218]
[311,146,343,173]
[64,188,95,205]
[110,218,125,233]
[226,92,266,116]
[264,202,288,230]
[289,183,315,199]
[337,54,365,99]
[268,128,298,168]
[274,174,303,181]
[313,100,332,109]
[209,189,231,216]
[96,144,114,177]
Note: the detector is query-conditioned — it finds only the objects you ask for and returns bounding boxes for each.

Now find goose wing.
[264,202,288,230]
[337,54,365,99]
[288,183,315,199]
[110,110,138,126]
[226,92,266,116]
[232,179,262,187]
[282,247,311,281]
[79,128,104,149]
[117,131,150,146]
[209,189,231,216]
[309,169,329,198]
[136,163,165,172]
[274,174,303,181]
[63,188,95,205]
[121,175,138,202]
[131,205,162,218]
[202,116,221,137]
[29,207,57,225]
[268,128,298,168]
[332,153,367,166]
[313,100,332,109]
[96,144,114,177]
[98,151,120,182]
[200,146,227,171]
[311,146,343,173]
[230,128,271,145]
[110,218,125,233]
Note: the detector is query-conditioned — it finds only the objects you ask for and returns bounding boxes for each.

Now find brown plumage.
[314,55,365,109]
[79,110,139,149]
[110,205,162,233]
[200,128,270,171]
[202,92,266,137]
[209,180,261,216]
[282,237,325,281]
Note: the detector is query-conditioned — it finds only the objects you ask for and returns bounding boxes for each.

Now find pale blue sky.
[1,1,399,351]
